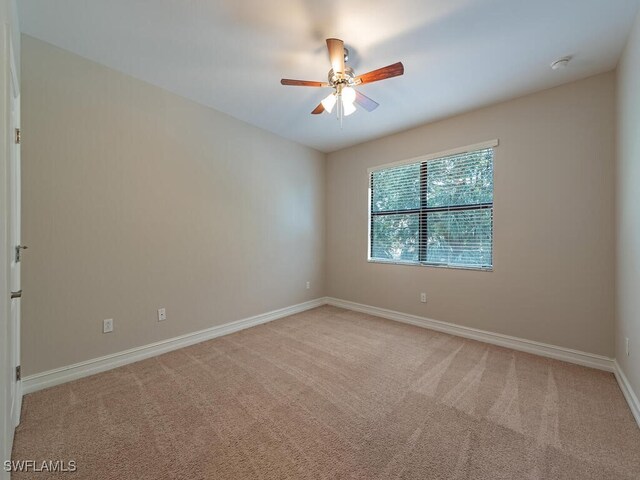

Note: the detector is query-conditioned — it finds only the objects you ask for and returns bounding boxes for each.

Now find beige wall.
[21,31,621,377]
[21,35,325,376]
[327,72,616,357]
[616,12,640,398]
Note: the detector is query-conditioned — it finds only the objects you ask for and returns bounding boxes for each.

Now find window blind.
[369,147,494,269]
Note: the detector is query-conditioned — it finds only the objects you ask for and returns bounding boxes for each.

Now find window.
[368,142,495,270]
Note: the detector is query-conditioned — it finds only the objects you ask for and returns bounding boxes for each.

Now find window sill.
[367,258,493,272]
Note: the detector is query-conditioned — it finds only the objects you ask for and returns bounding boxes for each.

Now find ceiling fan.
[280,38,404,123]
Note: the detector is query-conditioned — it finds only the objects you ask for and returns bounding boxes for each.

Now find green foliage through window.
[369,148,494,269]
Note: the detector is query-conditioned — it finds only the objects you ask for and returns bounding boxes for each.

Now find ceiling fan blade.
[355,91,379,112]
[326,38,345,75]
[355,62,404,85]
[311,103,325,114]
[281,79,329,87]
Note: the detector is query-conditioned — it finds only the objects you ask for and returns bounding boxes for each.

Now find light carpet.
[12,306,640,479]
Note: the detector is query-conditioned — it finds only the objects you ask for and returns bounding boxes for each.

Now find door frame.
[1,26,20,473]
[8,31,20,429]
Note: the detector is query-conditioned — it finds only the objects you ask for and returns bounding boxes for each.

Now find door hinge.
[15,365,21,381]
[15,127,20,144]
[15,245,28,263]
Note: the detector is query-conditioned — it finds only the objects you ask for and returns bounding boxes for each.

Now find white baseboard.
[325,297,615,372]
[613,360,640,428]
[22,298,326,395]
[22,295,639,430]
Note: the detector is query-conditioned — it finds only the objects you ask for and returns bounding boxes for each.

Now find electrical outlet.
[420,292,427,303]
[103,318,113,334]
[626,337,630,356]
[158,308,167,322]
[306,281,310,290]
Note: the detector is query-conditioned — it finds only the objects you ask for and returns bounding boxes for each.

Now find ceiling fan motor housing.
[328,67,355,87]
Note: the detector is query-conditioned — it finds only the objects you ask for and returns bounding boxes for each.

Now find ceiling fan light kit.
[281,38,404,125]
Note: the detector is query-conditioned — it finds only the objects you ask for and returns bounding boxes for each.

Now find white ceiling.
[18,0,640,153]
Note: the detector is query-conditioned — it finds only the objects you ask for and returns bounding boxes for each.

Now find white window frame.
[367,139,498,271]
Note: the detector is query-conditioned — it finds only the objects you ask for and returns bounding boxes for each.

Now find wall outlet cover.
[103,318,113,334]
